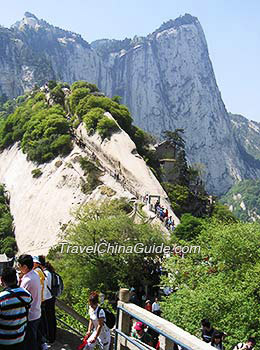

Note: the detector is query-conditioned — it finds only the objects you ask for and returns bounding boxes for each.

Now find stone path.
[49,328,82,350]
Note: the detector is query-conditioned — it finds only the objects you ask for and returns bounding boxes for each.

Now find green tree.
[83,108,105,132]
[69,88,90,113]
[96,116,119,139]
[48,200,165,299]
[172,213,204,241]
[161,221,260,348]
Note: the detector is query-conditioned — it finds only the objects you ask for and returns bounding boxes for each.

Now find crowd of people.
[0,254,57,350]
[129,288,162,349]
[144,195,175,232]
[201,318,256,350]
[0,257,256,350]
[128,289,256,350]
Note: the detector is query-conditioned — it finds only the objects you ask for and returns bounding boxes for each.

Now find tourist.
[39,256,57,344]
[144,300,152,312]
[84,292,111,350]
[210,331,225,350]
[0,267,32,350]
[18,254,41,350]
[201,319,215,343]
[233,338,256,350]
[152,297,161,316]
[131,322,153,346]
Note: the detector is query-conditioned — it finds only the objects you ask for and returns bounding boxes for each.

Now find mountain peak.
[154,13,198,34]
[24,12,39,20]
[11,11,40,30]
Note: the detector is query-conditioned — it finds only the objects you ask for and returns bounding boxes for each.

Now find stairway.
[49,328,82,350]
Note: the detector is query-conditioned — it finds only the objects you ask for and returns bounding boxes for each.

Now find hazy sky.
[1,0,260,122]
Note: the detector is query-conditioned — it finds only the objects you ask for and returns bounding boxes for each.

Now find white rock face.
[97,16,260,195]
[1,13,260,195]
[0,121,178,254]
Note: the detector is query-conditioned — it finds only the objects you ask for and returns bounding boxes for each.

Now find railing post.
[117,288,130,350]
[159,334,175,350]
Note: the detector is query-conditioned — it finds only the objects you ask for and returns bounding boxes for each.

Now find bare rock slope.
[0,119,178,255]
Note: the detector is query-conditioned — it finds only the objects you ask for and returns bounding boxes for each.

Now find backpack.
[47,271,64,297]
[97,306,116,329]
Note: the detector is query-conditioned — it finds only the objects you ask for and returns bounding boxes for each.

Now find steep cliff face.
[1,13,260,195]
[93,14,260,194]
[0,12,100,98]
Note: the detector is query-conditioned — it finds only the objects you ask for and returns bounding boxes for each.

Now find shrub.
[69,88,90,113]
[50,134,72,155]
[79,157,103,193]
[31,168,43,178]
[83,108,105,132]
[97,117,119,139]
[172,213,204,241]
[71,81,99,92]
[51,86,65,105]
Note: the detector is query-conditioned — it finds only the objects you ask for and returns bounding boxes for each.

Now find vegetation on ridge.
[221,179,260,222]
[0,184,17,257]
[0,80,155,169]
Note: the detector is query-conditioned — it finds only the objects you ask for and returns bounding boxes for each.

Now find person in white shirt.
[152,297,161,316]
[84,292,111,350]
[233,338,256,350]
[18,254,41,350]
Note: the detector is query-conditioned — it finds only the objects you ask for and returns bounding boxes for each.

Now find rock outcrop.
[0,117,177,254]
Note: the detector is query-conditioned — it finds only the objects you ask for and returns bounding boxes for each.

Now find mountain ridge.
[0,13,260,195]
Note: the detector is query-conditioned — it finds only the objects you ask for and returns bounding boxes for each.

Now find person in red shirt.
[144,300,152,312]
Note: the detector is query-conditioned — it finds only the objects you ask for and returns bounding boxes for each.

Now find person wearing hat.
[131,322,153,346]
[144,300,152,312]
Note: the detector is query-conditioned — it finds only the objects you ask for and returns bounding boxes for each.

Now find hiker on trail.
[0,267,32,350]
[233,338,256,350]
[210,331,225,350]
[18,254,41,350]
[152,297,161,316]
[201,318,215,343]
[39,256,57,344]
[84,292,111,350]
[155,199,160,212]
[144,300,152,312]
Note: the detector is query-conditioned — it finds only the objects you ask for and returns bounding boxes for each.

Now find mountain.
[229,113,260,160]
[1,12,260,195]
[221,179,260,222]
[0,83,179,254]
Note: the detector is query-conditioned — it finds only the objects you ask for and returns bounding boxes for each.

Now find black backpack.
[46,271,64,297]
[97,306,116,329]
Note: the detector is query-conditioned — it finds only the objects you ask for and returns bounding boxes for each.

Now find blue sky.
[1,0,260,122]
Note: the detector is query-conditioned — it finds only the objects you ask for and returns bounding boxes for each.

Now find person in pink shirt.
[18,254,41,350]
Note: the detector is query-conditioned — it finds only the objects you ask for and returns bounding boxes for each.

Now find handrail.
[116,305,191,350]
[115,296,215,350]
[56,316,85,338]
[115,329,152,350]
[56,299,88,327]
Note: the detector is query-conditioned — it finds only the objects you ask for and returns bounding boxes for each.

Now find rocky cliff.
[1,12,260,195]
[0,114,177,254]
